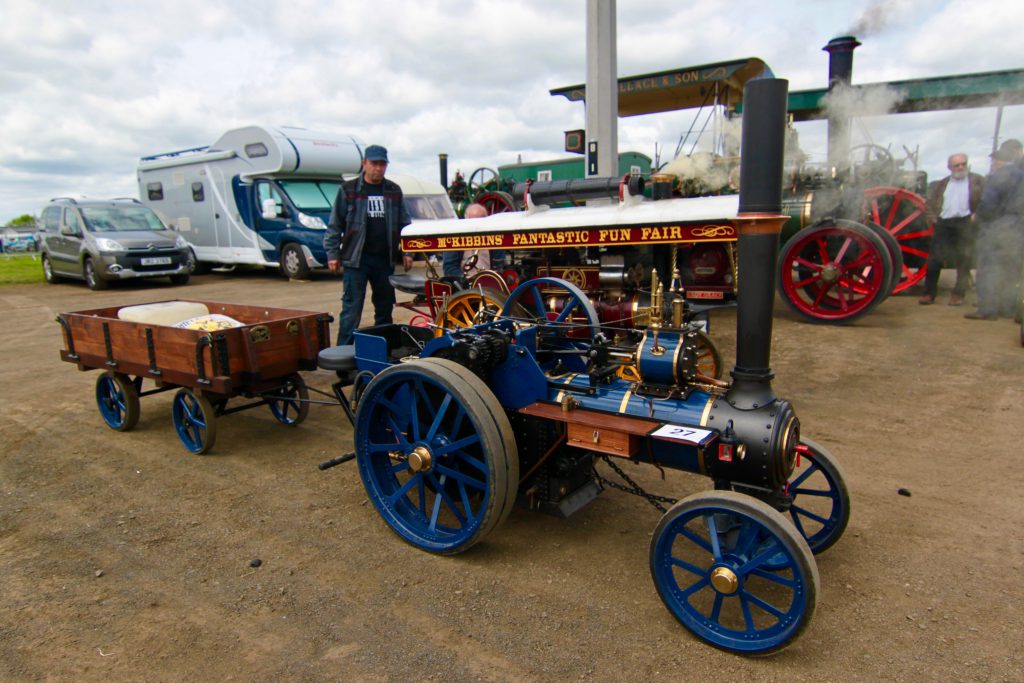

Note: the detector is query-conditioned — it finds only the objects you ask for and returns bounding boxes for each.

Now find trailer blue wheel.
[171,389,217,454]
[266,373,309,426]
[95,373,139,432]
[354,358,518,555]
[787,439,851,555]
[650,491,818,655]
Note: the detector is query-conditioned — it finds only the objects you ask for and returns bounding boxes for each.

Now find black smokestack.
[438,153,449,190]
[823,35,861,173]
[729,78,789,408]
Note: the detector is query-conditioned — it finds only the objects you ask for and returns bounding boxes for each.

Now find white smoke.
[822,82,905,121]
[660,152,735,195]
[661,116,743,194]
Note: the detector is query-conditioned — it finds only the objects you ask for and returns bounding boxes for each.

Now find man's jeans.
[336,252,396,345]
[922,216,975,298]
[442,251,462,278]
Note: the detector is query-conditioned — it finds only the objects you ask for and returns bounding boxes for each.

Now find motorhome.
[137,125,454,279]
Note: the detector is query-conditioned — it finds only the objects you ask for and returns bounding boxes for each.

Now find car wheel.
[280,243,311,280]
[42,254,60,283]
[169,273,190,286]
[84,258,108,290]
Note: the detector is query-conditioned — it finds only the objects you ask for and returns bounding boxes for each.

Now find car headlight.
[94,238,126,251]
[298,212,326,229]
[174,235,189,249]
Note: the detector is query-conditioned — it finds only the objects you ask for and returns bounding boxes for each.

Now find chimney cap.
[823,35,862,52]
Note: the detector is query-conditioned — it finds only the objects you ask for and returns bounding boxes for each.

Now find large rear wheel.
[354,358,518,554]
[862,186,933,293]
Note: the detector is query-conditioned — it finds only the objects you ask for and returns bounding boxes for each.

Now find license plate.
[141,256,172,266]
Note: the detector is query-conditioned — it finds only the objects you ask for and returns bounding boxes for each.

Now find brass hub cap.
[820,264,839,284]
[407,446,433,473]
[710,566,739,594]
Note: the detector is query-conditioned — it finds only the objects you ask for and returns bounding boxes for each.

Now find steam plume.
[822,82,904,121]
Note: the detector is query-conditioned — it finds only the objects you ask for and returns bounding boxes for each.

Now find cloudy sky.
[1,0,1022,224]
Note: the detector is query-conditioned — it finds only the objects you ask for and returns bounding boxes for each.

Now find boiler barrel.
[512,176,645,207]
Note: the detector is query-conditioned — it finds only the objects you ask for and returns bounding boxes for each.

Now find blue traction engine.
[320,79,850,655]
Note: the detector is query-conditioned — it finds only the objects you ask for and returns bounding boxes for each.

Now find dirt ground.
[1,263,1022,682]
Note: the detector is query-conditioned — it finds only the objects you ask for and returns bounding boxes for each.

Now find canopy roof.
[550,58,772,117]
[553,60,1024,120]
[781,69,1024,121]
[401,195,739,252]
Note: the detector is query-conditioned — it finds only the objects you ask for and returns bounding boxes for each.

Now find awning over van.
[550,58,772,117]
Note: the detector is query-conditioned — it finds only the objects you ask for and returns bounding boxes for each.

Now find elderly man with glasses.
[919,153,985,306]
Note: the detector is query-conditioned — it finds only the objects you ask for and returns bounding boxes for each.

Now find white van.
[138,125,454,278]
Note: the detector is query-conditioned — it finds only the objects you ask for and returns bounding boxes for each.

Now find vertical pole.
[992,105,1004,156]
[585,0,618,187]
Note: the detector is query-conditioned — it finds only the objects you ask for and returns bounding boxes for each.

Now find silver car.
[39,198,193,290]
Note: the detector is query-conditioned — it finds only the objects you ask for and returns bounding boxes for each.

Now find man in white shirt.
[919,153,984,306]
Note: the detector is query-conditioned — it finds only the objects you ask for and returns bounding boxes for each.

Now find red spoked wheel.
[407,313,433,328]
[475,191,516,215]
[501,268,520,291]
[862,186,934,294]
[777,221,893,324]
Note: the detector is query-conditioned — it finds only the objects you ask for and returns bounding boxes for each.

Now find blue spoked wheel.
[500,277,599,373]
[787,439,851,555]
[266,373,309,426]
[95,373,139,431]
[650,491,819,655]
[354,358,518,555]
[171,389,218,454]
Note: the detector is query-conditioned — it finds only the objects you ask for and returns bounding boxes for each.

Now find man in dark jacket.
[324,144,412,345]
[919,153,984,306]
[965,139,1024,320]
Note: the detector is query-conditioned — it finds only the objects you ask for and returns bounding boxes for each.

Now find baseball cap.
[990,138,1022,160]
[364,144,389,162]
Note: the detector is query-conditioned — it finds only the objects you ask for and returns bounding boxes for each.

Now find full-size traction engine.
[320,79,850,655]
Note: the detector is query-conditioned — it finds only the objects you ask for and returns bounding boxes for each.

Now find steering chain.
[594,454,678,513]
